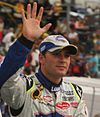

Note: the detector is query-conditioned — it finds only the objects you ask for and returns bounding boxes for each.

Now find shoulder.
[63,81,83,99]
[63,81,83,100]
[71,83,83,99]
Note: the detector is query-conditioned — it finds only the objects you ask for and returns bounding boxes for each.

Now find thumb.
[21,8,26,22]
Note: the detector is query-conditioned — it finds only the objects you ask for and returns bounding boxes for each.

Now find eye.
[52,51,61,56]
[64,51,70,57]
[64,54,70,58]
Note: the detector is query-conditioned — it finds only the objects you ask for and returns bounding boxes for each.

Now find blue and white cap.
[39,35,78,55]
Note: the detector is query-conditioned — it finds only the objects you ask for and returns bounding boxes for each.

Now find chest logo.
[31,85,43,100]
[56,101,70,109]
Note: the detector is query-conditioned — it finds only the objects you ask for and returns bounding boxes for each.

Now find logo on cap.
[40,45,46,52]
[55,35,67,42]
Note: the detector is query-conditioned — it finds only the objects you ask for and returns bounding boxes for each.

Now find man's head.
[39,35,78,55]
[38,35,78,83]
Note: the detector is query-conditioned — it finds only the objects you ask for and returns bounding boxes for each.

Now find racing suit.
[0,36,88,117]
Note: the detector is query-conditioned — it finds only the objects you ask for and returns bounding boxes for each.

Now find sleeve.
[1,70,35,115]
[0,69,26,109]
[0,35,34,88]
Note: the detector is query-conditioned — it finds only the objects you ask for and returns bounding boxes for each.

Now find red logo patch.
[56,102,70,109]
[70,102,78,108]
[43,96,53,102]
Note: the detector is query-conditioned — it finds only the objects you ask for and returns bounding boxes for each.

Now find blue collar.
[35,69,62,92]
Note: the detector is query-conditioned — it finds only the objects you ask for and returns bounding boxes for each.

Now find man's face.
[39,49,71,78]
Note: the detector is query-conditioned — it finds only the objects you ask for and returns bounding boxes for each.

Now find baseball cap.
[39,35,78,55]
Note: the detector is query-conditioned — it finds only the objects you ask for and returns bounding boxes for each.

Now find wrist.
[18,35,34,50]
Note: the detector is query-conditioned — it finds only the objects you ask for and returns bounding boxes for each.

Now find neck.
[35,68,62,92]
[41,68,62,85]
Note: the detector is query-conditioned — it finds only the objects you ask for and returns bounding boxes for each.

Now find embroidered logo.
[56,101,70,109]
[31,85,43,100]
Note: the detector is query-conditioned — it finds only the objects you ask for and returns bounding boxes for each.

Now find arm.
[0,2,52,88]
[0,37,30,87]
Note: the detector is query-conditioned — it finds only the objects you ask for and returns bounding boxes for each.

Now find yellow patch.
[31,85,43,100]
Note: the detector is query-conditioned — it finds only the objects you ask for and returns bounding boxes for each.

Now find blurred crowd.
[0,0,100,116]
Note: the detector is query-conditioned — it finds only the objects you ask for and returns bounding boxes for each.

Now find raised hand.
[21,2,52,41]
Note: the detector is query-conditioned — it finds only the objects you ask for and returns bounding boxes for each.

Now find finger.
[27,4,31,19]
[42,23,52,32]
[21,9,26,22]
[32,2,37,18]
[36,7,44,21]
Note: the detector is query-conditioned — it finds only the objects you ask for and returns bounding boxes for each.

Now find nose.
[58,53,65,59]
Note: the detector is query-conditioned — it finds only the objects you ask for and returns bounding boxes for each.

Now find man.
[0,2,88,117]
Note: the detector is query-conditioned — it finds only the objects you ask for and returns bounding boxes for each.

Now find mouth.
[56,66,67,70]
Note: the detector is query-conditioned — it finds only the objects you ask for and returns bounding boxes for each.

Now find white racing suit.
[1,69,88,117]
[0,38,88,117]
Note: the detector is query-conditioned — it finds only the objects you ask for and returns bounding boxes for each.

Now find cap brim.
[48,44,78,55]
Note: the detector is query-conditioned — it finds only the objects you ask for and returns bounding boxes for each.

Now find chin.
[57,71,67,77]
[54,68,67,76]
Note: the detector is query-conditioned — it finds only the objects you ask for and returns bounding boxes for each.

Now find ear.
[39,53,45,64]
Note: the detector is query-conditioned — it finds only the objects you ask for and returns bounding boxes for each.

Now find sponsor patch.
[70,102,79,108]
[43,96,53,102]
[62,96,74,101]
[56,101,70,109]
[31,85,43,100]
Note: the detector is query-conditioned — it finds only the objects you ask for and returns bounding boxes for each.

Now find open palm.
[21,2,52,41]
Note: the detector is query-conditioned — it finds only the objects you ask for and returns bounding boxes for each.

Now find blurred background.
[0,0,100,117]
